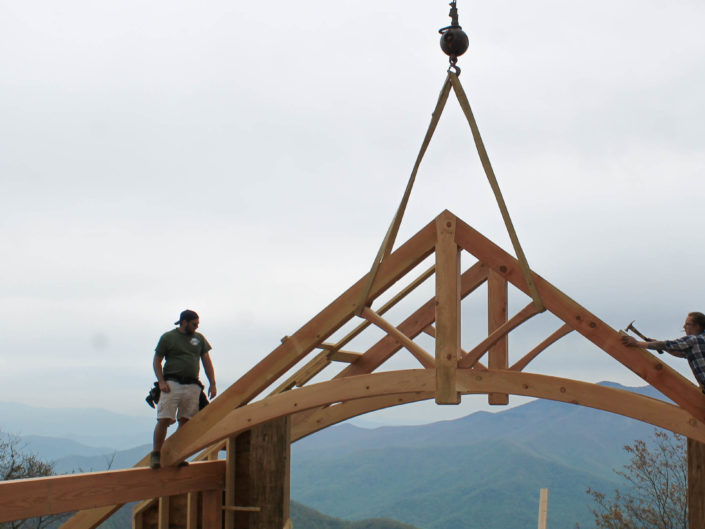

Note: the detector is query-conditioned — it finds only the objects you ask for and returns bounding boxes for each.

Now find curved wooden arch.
[162,369,705,464]
[291,392,431,441]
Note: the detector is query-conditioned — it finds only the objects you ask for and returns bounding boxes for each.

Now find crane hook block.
[439,1,469,59]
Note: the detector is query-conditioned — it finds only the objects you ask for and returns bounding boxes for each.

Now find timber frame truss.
[3,210,705,529]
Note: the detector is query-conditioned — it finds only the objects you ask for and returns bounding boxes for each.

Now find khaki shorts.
[157,380,200,422]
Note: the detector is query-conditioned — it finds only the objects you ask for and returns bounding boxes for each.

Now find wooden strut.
[511,323,573,372]
[361,307,435,368]
[458,302,541,368]
[355,71,544,314]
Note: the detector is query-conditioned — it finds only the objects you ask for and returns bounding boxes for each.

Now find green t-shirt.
[155,328,212,380]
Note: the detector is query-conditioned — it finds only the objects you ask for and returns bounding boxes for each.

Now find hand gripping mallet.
[625,320,664,355]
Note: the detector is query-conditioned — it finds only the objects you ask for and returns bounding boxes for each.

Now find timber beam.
[0,461,225,523]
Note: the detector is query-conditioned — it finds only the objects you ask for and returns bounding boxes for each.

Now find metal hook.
[447,57,461,76]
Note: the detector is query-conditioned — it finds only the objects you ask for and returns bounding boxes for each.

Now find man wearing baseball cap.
[150,309,217,469]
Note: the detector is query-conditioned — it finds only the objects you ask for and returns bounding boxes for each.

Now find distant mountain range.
[2,382,670,529]
[0,401,154,449]
[291,502,422,529]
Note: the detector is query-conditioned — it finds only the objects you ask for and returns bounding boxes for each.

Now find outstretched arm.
[201,352,217,399]
[621,335,685,357]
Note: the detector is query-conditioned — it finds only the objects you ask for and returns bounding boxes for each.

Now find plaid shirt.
[664,333,705,387]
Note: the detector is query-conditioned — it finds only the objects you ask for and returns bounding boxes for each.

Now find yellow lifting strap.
[355,72,544,315]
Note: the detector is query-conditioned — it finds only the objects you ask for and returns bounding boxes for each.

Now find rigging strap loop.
[355,71,544,315]
[354,74,453,315]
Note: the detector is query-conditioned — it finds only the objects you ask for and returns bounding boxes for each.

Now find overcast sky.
[2,0,705,427]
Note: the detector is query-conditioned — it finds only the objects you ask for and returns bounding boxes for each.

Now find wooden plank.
[270,352,330,395]
[453,214,705,423]
[488,269,508,405]
[292,352,330,387]
[222,506,262,512]
[59,507,116,529]
[510,324,573,372]
[60,219,437,529]
[0,461,225,523]
[458,302,540,368]
[224,436,237,529]
[435,213,461,404]
[157,496,169,529]
[689,438,705,529]
[361,307,435,368]
[329,350,363,363]
[201,489,221,529]
[186,493,198,529]
[203,447,222,529]
[538,488,548,529]
[132,509,143,529]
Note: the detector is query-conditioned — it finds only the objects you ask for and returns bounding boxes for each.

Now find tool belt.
[164,375,204,388]
[146,377,209,410]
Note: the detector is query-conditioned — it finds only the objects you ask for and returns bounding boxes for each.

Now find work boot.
[150,451,161,469]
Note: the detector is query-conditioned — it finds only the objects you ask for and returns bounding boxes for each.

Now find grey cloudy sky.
[2,0,705,426]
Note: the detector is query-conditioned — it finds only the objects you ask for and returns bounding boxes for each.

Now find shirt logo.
[190,337,200,347]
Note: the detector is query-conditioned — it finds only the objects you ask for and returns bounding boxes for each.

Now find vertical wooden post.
[157,496,169,529]
[488,269,509,405]
[537,488,548,529]
[132,510,144,529]
[688,437,705,529]
[202,450,222,529]
[224,436,237,529]
[435,213,461,405]
[234,417,291,529]
[185,492,198,529]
